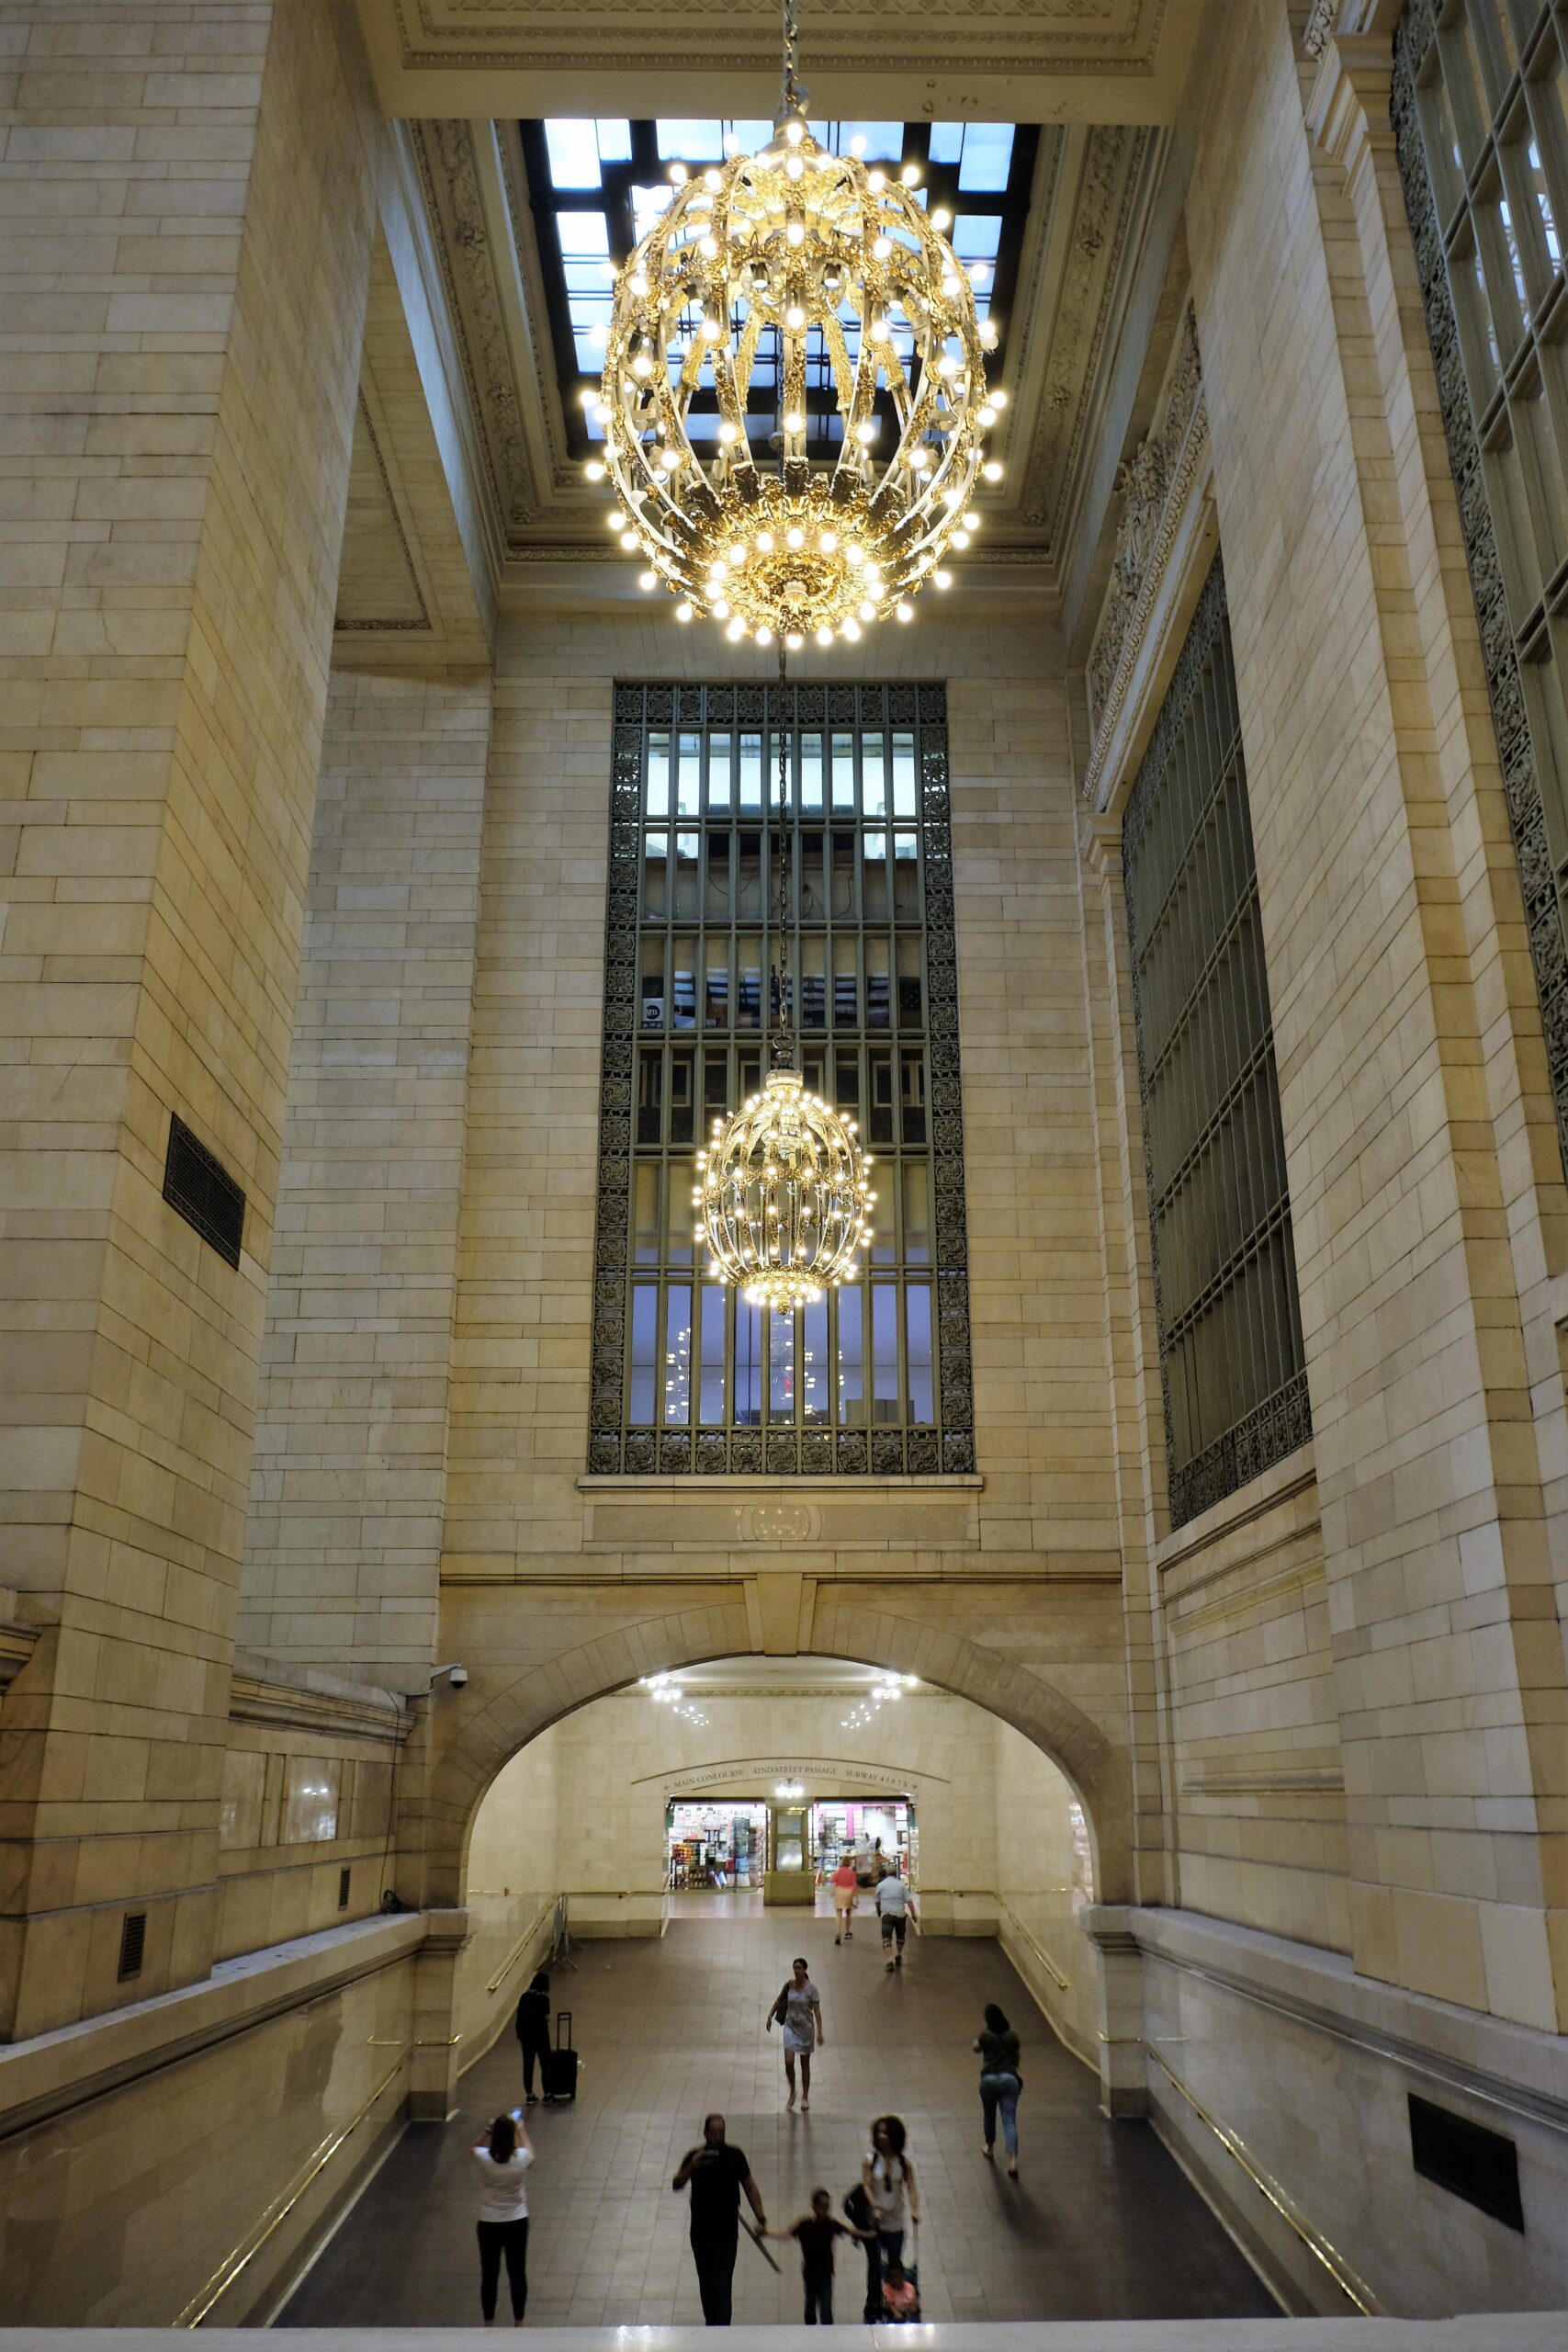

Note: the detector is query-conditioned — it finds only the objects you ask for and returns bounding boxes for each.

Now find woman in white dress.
[765,1953,825,2109]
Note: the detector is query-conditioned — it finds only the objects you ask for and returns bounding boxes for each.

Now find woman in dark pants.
[472,2109,534,2324]
[859,2114,919,2319]
[513,1970,551,2102]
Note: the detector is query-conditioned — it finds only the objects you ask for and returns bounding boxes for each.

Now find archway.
[423,1598,1132,1907]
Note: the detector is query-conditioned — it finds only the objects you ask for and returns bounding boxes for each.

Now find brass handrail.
[484,1895,556,1996]
[996,1896,1070,1992]
[175,2051,408,2326]
[1145,2043,1377,2316]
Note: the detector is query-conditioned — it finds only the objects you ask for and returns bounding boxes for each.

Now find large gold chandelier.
[588,0,1005,648]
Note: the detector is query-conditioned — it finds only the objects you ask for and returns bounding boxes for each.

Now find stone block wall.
[241,666,491,1688]
[0,0,378,2037]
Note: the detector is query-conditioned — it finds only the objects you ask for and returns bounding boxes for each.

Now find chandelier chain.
[781,0,807,119]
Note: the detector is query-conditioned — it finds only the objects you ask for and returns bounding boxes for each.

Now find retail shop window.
[591,682,974,1475]
[1392,0,1568,1179]
[1122,557,1311,1528]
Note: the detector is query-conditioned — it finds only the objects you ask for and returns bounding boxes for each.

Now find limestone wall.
[241,666,493,1689]
[992,1718,1100,2064]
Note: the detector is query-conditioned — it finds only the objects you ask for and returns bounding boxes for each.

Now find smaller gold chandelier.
[696,1067,874,1310]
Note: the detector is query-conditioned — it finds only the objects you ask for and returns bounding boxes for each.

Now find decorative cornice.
[1302,0,1340,60]
[1020,125,1153,543]
[389,0,1175,80]
[1081,300,1206,801]
[410,117,539,531]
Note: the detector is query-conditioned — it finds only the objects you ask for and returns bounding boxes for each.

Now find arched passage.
[423,1595,1132,1906]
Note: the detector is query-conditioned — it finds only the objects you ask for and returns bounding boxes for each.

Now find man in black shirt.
[671,2112,768,2324]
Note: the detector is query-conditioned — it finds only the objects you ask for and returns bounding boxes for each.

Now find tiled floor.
[279,1900,1277,2329]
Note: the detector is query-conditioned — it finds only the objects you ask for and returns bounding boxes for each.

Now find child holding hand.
[769,2187,874,2324]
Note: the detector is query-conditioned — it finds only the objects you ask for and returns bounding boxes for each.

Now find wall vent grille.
[163,1114,245,1268]
[118,1910,147,1982]
[338,1867,352,1911]
[1408,2095,1523,2232]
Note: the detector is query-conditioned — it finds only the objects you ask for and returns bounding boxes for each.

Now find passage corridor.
[282,1905,1275,2327]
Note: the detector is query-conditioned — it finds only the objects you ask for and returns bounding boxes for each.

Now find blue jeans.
[980,2070,1021,2156]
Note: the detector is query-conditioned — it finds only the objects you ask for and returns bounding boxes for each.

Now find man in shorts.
[830,1857,858,1943]
[875,1869,916,1971]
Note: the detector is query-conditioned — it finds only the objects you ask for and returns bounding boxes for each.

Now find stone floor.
[280,1898,1277,2329]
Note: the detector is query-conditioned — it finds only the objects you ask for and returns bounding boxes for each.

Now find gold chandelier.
[694,690,875,1309]
[696,1068,874,1311]
[587,0,1005,648]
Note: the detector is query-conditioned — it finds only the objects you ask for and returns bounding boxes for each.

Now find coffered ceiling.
[340,1,1198,633]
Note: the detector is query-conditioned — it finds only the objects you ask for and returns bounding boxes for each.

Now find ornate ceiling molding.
[1017,123,1153,545]
[410,117,540,528]
[1080,300,1209,805]
[386,0,1173,79]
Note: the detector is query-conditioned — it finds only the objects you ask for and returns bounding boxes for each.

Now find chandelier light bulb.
[584,458,605,481]
[596,91,991,645]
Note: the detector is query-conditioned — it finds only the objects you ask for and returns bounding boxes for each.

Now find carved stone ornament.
[1082,299,1206,795]
[1302,0,1339,61]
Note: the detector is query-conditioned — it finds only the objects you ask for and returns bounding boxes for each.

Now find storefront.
[811,1797,916,1883]
[665,1801,768,1888]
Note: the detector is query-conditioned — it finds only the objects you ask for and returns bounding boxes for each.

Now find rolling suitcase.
[541,2008,578,2101]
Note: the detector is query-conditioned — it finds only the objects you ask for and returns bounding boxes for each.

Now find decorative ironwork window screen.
[1393,0,1568,1177]
[1122,559,1312,1529]
[591,681,974,1476]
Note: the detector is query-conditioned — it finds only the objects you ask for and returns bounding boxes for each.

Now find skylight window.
[522,115,1035,459]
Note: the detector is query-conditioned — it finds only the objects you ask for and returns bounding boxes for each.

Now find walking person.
[765,1953,824,2109]
[513,1969,551,2104]
[975,2000,1023,2177]
[860,2114,920,2319]
[768,2187,874,2324]
[830,1856,858,1943]
[472,2109,534,2325]
[875,1868,916,1971]
[672,2111,768,2325]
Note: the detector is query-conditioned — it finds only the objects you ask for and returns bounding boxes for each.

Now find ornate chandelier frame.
[589,0,1006,648]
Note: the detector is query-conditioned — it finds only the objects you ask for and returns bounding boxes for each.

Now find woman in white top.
[765,1953,825,2109]
[860,2114,919,2319]
[472,2109,535,2324]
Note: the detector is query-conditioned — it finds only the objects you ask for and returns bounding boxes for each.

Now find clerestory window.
[1393,0,1568,1174]
[1122,558,1312,1529]
[590,681,974,1476]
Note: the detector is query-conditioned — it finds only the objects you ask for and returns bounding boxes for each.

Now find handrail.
[484,1894,556,1996]
[1145,2042,1378,2315]
[996,1895,1070,1992]
[175,2050,408,2326]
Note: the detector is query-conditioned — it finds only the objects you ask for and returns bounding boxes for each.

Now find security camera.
[433,1662,469,1690]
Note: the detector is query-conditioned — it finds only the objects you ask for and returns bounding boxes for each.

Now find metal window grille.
[590,681,974,1476]
[1393,0,1568,1179]
[1122,558,1312,1529]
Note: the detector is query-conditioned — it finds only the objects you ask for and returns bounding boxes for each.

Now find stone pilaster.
[1186,0,1568,2029]
[0,0,377,2036]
